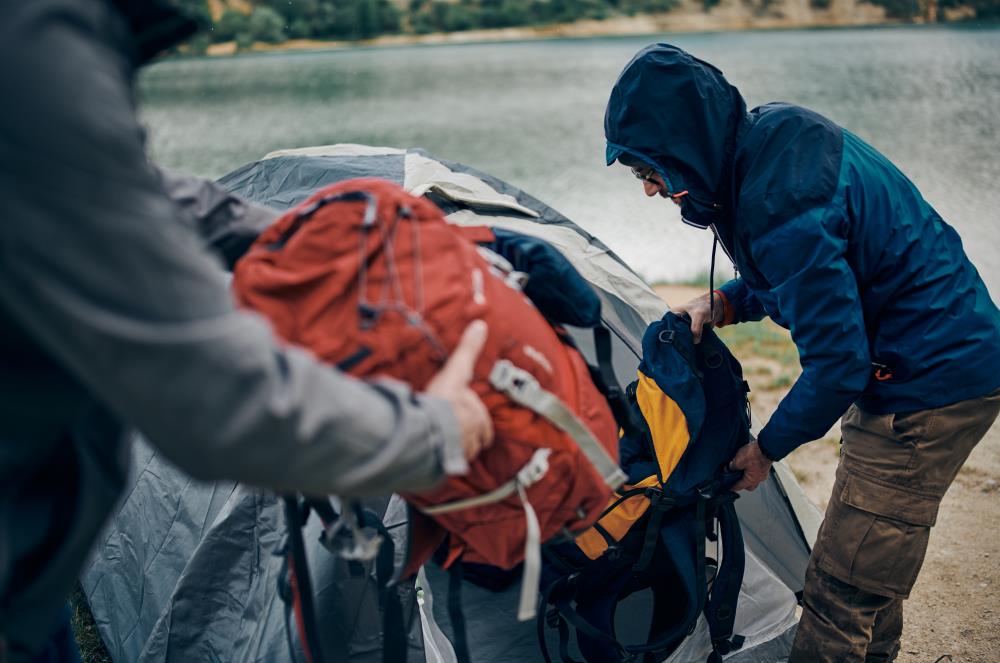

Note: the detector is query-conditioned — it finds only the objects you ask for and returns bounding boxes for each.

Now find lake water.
[139,26,1000,295]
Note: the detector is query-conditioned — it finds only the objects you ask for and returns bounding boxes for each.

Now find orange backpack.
[232,179,624,616]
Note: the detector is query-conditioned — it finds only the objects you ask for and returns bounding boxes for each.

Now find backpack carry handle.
[269,191,378,250]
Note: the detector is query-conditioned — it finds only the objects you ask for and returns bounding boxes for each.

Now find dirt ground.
[656,284,1000,662]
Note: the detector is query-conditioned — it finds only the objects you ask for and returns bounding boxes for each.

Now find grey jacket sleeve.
[0,2,467,496]
[156,167,281,269]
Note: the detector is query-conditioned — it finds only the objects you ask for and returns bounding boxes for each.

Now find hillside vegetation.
[172,0,998,52]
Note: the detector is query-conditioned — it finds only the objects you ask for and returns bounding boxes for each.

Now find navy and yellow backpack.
[539,312,752,663]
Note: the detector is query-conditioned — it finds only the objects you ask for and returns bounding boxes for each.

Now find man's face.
[629,165,685,206]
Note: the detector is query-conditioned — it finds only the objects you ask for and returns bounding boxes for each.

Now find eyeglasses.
[630,166,689,203]
[630,166,659,185]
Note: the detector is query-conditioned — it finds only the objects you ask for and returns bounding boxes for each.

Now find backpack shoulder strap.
[280,496,330,663]
[538,572,630,663]
[705,495,746,662]
[589,326,645,439]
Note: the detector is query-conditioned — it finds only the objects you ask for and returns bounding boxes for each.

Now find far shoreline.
[186,10,944,59]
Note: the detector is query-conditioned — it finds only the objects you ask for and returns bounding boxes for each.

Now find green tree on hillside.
[938,0,1000,17]
[254,0,400,39]
[250,6,288,42]
[355,0,380,37]
[870,0,920,16]
[215,9,249,41]
[171,0,212,27]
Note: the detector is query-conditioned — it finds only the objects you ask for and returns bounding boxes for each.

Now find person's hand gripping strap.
[425,320,494,461]
[728,438,772,492]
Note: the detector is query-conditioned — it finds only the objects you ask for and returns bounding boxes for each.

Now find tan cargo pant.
[788,389,1000,663]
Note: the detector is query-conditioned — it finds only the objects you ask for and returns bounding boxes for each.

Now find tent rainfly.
[82,145,822,663]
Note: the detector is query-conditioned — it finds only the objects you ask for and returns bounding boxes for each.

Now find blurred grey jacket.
[0,1,463,658]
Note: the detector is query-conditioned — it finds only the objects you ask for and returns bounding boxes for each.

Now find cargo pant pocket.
[841,405,923,477]
[816,470,938,599]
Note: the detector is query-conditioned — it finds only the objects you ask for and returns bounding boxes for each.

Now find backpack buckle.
[489,359,538,401]
[319,506,383,562]
[644,488,675,511]
[547,572,580,605]
[516,448,552,487]
[713,634,746,655]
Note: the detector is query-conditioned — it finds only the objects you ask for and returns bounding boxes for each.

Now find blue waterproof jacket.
[605,44,1000,460]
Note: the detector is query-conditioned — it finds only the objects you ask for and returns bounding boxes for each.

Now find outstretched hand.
[671,292,724,344]
[425,320,494,462]
[728,440,772,492]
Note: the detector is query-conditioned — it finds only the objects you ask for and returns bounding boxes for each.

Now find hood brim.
[605,144,624,166]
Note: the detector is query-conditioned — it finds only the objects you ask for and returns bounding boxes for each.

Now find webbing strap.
[423,449,552,622]
[694,497,709,631]
[421,449,550,515]
[305,497,338,528]
[282,497,327,663]
[537,606,555,663]
[556,615,584,663]
[516,480,544,621]
[657,322,701,380]
[591,327,643,439]
[351,510,407,663]
[537,581,592,663]
[633,494,672,574]
[447,565,472,663]
[489,359,627,490]
[553,598,623,653]
[539,608,579,663]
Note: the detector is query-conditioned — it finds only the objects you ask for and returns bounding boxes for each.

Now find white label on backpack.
[471,268,486,305]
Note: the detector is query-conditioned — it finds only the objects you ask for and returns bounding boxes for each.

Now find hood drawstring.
[707,224,738,327]
[709,235,718,325]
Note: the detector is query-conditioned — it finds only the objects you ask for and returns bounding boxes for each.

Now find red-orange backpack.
[231,179,625,646]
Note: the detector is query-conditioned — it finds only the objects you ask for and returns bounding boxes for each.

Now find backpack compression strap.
[422,359,626,623]
[423,447,550,622]
[489,359,627,490]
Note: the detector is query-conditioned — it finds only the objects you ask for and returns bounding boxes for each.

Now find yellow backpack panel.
[575,371,692,560]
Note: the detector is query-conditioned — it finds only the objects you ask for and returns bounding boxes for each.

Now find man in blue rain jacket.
[604,44,1000,661]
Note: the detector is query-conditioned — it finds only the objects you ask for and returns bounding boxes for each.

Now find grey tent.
[82,145,821,662]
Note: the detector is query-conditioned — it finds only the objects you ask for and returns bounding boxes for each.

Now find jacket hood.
[604,44,748,228]
[111,0,198,64]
